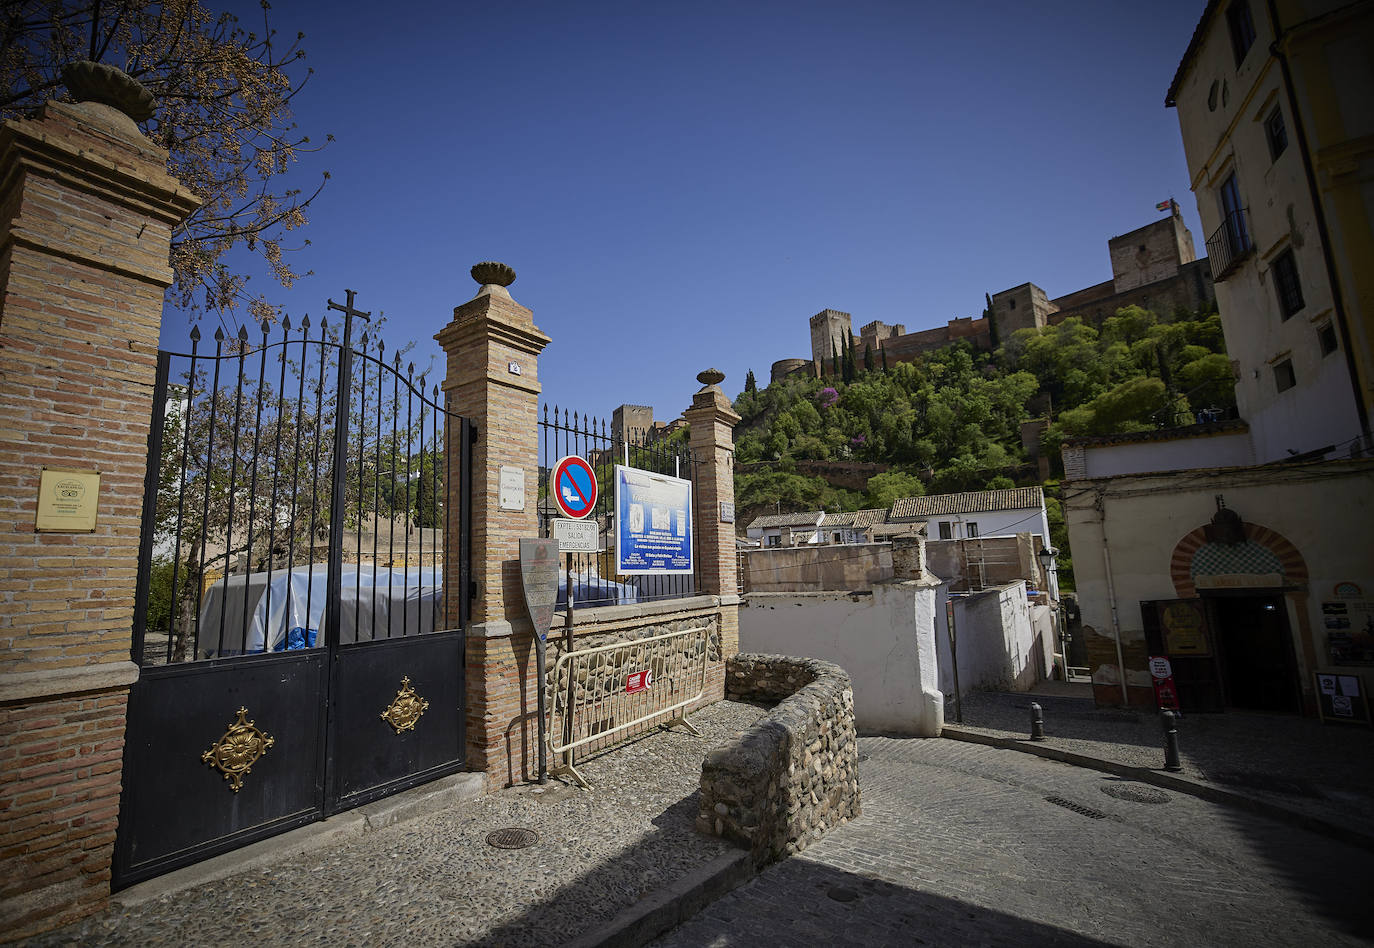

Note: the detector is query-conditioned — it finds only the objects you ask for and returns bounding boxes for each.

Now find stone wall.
[698,653,860,864]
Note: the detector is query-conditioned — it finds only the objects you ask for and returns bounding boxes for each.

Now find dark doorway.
[1210,594,1299,712]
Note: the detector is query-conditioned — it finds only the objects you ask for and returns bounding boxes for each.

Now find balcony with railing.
[1206,208,1254,281]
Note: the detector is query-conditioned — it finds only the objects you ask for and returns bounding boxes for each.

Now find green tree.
[863,342,873,373]
[863,470,924,510]
[744,369,757,393]
[1,0,330,326]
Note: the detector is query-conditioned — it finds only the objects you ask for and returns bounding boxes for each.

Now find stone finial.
[471,262,516,288]
[696,368,725,387]
[61,60,155,122]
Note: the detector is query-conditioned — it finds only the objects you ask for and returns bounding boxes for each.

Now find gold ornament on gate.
[201,707,274,792]
[381,677,429,734]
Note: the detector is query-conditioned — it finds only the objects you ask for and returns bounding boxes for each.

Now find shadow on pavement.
[653,858,1116,947]
[1209,794,1374,942]
[470,789,723,947]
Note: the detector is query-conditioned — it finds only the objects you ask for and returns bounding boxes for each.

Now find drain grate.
[1045,796,1107,819]
[487,827,539,849]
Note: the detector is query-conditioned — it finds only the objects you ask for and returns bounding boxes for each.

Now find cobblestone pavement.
[953,688,1374,839]
[654,737,1374,947]
[21,701,765,948]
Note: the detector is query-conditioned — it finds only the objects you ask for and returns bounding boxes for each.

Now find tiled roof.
[745,510,826,530]
[888,487,1044,521]
[850,508,888,529]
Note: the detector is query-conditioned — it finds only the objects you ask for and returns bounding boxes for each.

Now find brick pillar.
[436,263,550,787]
[684,369,742,700]
[0,94,199,937]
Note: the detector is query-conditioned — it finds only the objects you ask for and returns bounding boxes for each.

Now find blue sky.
[169,0,1210,425]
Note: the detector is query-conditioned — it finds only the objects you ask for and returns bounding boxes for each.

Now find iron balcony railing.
[1206,208,1253,281]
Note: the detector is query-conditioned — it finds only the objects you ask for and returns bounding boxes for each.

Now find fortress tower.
[809,309,853,371]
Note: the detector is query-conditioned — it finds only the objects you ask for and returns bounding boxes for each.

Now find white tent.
[197,564,444,658]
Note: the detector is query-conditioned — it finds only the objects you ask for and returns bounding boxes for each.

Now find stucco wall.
[937,582,1042,695]
[1064,459,1374,708]
[739,586,943,736]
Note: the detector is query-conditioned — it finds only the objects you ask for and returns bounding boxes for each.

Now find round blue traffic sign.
[552,455,598,519]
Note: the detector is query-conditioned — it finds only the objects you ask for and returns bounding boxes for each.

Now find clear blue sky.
[167,0,1210,427]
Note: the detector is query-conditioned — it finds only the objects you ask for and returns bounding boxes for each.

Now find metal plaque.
[519,537,560,642]
[35,467,100,533]
[553,518,598,553]
[720,501,735,524]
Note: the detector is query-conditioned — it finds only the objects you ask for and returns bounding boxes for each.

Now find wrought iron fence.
[538,405,700,605]
[132,312,470,667]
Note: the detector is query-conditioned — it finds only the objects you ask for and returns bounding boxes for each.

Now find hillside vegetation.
[732,304,1233,575]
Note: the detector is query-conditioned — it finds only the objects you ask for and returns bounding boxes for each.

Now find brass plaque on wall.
[34,468,100,533]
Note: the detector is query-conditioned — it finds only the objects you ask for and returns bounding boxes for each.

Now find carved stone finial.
[471,262,516,287]
[61,60,155,122]
[697,368,725,387]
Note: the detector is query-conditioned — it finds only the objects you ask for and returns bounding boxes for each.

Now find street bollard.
[1029,701,1046,741]
[1161,710,1182,771]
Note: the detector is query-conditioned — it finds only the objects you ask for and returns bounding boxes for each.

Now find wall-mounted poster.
[1315,672,1370,726]
[1161,600,1210,656]
[1324,582,1374,665]
[615,465,692,575]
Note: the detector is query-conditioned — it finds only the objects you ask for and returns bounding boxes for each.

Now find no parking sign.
[552,455,598,520]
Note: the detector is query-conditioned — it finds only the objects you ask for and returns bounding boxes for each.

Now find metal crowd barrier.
[549,623,709,789]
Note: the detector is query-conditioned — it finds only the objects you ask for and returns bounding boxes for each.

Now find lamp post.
[1037,546,1067,681]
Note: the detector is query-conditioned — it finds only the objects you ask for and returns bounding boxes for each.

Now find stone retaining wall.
[698,654,860,864]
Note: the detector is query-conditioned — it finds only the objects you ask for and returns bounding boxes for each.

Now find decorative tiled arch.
[1170,522,1308,599]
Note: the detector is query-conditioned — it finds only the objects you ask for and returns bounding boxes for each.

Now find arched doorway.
[1157,501,1309,713]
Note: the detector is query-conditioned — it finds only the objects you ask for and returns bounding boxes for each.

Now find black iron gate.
[113,293,472,889]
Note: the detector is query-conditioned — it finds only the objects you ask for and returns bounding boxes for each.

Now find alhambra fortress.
[770,205,1216,382]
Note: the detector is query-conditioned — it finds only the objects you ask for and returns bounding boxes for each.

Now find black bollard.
[1029,701,1046,741]
[1161,710,1182,772]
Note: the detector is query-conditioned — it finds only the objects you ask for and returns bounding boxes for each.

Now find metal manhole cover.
[1044,796,1107,819]
[1100,783,1170,805]
[487,827,539,849]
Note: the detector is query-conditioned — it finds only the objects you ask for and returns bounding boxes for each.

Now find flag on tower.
[1156,199,1174,211]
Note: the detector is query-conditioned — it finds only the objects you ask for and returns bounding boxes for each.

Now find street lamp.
[1037,546,1068,681]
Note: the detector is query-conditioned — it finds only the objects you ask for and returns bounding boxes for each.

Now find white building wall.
[936,582,1041,695]
[740,585,943,736]
[1081,430,1255,478]
[1172,2,1363,461]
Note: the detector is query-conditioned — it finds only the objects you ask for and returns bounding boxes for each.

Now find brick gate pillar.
[0,87,199,936]
[684,369,742,700]
[436,263,550,787]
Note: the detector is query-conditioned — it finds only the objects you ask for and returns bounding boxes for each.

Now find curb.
[940,726,1374,853]
[566,849,755,948]
[112,772,487,907]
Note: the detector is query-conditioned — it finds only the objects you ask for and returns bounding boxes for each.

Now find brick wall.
[0,97,198,937]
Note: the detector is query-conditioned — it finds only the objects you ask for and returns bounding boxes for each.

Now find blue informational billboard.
[615,465,692,575]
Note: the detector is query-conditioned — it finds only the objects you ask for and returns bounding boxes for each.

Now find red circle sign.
[552,455,598,519]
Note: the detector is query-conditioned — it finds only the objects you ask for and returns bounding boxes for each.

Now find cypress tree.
[985,292,999,349]
[843,335,857,383]
[863,342,873,373]
[745,369,757,393]
[882,346,889,372]
[831,338,839,377]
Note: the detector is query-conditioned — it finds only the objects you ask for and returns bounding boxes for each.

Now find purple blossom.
[819,387,839,408]
[850,434,866,445]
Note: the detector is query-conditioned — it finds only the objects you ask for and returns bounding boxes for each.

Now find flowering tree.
[0,0,329,327]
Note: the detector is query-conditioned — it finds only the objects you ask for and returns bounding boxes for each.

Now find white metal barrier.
[549,623,709,789]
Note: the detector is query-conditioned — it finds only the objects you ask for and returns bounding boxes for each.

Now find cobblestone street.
[655,737,1374,947]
